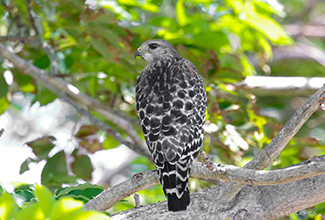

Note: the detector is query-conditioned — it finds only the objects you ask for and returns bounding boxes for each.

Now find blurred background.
[0,0,325,218]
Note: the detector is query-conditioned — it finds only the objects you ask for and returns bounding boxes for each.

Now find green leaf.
[88,28,121,48]
[59,210,110,220]
[34,184,55,217]
[12,189,35,206]
[281,147,300,157]
[224,0,244,14]
[0,73,9,98]
[56,183,104,202]
[141,3,159,13]
[16,203,43,220]
[13,184,109,220]
[47,197,83,220]
[41,150,68,186]
[33,56,50,69]
[89,77,98,97]
[243,3,292,45]
[117,0,139,7]
[92,38,114,60]
[103,134,120,150]
[176,0,189,26]
[26,136,56,160]
[11,71,36,93]
[84,11,117,25]
[71,150,93,181]
[184,0,213,6]
[240,54,255,76]
[19,160,30,174]
[149,17,178,30]
[256,34,272,59]
[65,55,74,69]
[254,0,284,16]
[20,83,36,93]
[33,85,57,106]
[0,192,19,220]
[0,97,9,115]
[104,77,118,93]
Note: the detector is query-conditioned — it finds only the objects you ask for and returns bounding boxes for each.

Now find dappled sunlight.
[3,70,13,85]
[67,84,80,95]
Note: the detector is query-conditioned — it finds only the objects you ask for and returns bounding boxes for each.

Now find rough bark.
[84,157,325,213]
[110,172,325,220]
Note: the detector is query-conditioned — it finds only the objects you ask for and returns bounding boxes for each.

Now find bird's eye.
[149,43,158,49]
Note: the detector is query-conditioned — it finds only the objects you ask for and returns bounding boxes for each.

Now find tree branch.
[0,42,150,159]
[0,36,37,42]
[284,24,325,38]
[26,0,58,75]
[0,128,4,137]
[235,76,325,96]
[84,155,325,212]
[217,84,325,202]
[109,170,325,220]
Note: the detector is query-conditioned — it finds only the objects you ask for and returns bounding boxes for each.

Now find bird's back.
[136,57,207,211]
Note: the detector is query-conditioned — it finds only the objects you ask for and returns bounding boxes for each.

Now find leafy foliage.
[0,184,109,220]
[21,136,93,191]
[0,0,325,219]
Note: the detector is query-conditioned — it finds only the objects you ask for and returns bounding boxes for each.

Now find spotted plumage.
[134,39,207,211]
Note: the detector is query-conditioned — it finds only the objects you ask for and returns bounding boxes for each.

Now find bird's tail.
[159,160,191,211]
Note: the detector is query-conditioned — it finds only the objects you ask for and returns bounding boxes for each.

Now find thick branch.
[235,76,325,96]
[218,84,325,201]
[284,24,325,38]
[0,42,150,158]
[84,156,325,212]
[110,172,325,220]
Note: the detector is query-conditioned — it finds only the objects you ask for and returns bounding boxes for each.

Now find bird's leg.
[200,151,226,174]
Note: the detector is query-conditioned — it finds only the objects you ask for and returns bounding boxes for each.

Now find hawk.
[134,39,207,211]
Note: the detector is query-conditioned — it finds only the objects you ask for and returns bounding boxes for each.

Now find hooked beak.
[134,47,142,58]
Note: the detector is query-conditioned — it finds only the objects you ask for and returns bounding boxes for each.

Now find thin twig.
[5,5,26,38]
[26,1,40,35]
[218,84,325,202]
[134,193,141,208]
[26,0,58,75]
[0,36,37,42]
[0,128,4,137]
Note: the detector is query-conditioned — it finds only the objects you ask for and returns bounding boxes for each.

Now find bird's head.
[134,39,181,65]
